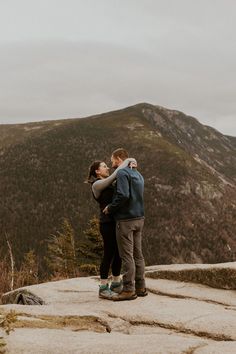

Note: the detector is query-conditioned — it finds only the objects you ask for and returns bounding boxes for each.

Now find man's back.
[108,166,144,221]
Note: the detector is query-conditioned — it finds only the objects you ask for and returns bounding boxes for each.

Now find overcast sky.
[0,0,235,136]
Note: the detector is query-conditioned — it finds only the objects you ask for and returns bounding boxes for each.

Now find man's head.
[111,148,129,168]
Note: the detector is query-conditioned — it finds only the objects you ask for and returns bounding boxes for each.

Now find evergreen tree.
[46,218,77,278]
[17,250,39,287]
[77,216,103,271]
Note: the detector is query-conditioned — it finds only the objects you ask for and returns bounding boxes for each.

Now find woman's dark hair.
[86,160,102,183]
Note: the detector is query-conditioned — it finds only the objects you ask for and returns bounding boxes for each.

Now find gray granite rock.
[1,263,236,353]
[2,289,44,305]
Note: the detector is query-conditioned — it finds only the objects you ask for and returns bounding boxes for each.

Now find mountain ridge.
[0,103,235,273]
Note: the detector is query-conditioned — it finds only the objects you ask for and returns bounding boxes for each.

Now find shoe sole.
[112,294,138,301]
[99,294,115,300]
[136,292,148,297]
[110,288,123,294]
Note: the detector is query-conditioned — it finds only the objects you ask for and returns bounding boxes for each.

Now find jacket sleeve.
[107,170,130,214]
[92,158,136,199]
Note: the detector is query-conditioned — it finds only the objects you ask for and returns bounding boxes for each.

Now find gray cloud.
[0,1,235,136]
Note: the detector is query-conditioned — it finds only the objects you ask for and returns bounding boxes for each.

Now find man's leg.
[133,218,146,293]
[116,220,135,292]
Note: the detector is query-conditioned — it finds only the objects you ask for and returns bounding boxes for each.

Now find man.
[103,148,147,301]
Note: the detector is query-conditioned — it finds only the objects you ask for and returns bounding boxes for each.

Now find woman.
[87,157,136,299]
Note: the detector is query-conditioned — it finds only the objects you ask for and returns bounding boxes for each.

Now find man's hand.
[129,161,137,169]
[103,206,109,215]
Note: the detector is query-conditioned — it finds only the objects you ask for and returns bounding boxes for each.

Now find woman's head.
[87,161,110,183]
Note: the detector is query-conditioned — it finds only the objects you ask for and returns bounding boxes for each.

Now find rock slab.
[1,262,236,353]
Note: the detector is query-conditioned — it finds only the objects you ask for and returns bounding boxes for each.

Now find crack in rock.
[106,313,234,342]
[147,287,233,308]
[225,306,236,311]
[57,290,94,293]
[181,343,208,354]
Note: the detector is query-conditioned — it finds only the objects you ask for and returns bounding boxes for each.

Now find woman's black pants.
[99,222,122,279]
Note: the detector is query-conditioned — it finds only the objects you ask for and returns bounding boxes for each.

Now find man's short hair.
[112,148,129,160]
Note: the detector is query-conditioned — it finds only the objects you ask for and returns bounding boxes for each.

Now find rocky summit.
[1,262,236,354]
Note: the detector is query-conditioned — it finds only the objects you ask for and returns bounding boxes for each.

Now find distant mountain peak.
[0,103,235,269]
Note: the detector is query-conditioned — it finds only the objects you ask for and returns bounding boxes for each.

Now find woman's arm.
[92,158,137,199]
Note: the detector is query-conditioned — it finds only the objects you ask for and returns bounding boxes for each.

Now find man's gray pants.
[116,217,145,292]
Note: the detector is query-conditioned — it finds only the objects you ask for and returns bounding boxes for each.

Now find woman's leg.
[108,222,122,293]
[99,222,117,280]
[99,222,120,299]
[111,223,122,277]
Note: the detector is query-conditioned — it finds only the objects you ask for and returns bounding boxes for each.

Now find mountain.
[227,135,236,149]
[0,103,235,272]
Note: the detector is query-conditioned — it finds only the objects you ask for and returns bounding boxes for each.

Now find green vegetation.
[46,218,77,279]
[77,216,103,274]
[0,103,235,286]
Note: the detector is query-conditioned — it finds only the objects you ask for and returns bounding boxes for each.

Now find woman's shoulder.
[91,177,101,185]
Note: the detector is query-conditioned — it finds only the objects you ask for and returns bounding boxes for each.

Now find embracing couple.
[87,148,147,301]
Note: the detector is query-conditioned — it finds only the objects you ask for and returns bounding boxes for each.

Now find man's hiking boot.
[110,280,123,294]
[99,284,116,300]
[136,288,148,297]
[112,290,137,301]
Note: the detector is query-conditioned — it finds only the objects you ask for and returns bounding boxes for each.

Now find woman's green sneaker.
[99,284,116,300]
[110,280,123,294]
